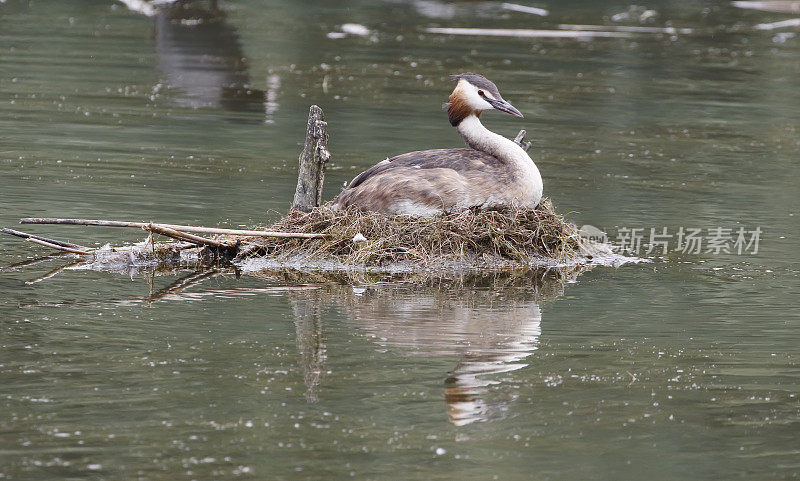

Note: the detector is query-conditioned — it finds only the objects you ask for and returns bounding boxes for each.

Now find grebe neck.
[455,113,544,208]
[456,114,528,163]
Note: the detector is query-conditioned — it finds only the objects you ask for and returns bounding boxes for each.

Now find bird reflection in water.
[441,302,542,426]
[146,0,277,118]
[286,268,584,426]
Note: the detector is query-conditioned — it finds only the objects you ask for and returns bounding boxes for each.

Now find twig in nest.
[143,224,232,248]
[513,129,532,152]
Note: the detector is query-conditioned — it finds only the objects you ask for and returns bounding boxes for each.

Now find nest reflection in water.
[259,266,585,425]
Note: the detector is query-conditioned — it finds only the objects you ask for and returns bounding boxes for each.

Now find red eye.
[477,90,485,97]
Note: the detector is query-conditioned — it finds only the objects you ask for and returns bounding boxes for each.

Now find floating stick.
[502,3,548,16]
[26,238,92,256]
[425,27,632,39]
[1,227,90,250]
[143,223,231,248]
[19,218,325,239]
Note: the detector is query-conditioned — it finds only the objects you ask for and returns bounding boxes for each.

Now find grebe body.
[332,73,543,216]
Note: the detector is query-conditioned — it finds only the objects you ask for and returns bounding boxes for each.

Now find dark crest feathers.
[450,72,501,98]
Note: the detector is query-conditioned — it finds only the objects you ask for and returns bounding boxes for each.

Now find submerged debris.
[69,238,202,274]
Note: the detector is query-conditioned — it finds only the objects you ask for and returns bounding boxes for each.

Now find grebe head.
[445,73,523,126]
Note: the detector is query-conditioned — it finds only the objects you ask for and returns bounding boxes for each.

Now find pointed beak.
[486,98,524,118]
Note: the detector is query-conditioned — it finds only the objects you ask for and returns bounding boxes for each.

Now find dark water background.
[1,0,799,479]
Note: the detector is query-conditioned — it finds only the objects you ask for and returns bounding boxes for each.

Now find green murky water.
[1,0,799,479]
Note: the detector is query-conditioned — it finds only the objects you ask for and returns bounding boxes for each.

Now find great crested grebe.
[332,73,543,216]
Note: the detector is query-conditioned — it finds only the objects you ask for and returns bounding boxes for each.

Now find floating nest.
[228,198,602,269]
[4,199,617,277]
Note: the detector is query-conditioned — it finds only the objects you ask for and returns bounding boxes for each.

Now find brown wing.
[332,148,509,213]
[343,148,503,190]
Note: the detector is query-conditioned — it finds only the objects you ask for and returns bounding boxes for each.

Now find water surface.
[1,0,799,479]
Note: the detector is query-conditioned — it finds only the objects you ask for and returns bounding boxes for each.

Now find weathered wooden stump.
[291,105,330,212]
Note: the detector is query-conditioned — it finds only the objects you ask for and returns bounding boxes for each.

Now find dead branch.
[1,227,91,250]
[26,238,92,256]
[144,223,231,248]
[18,218,325,239]
[513,129,532,152]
